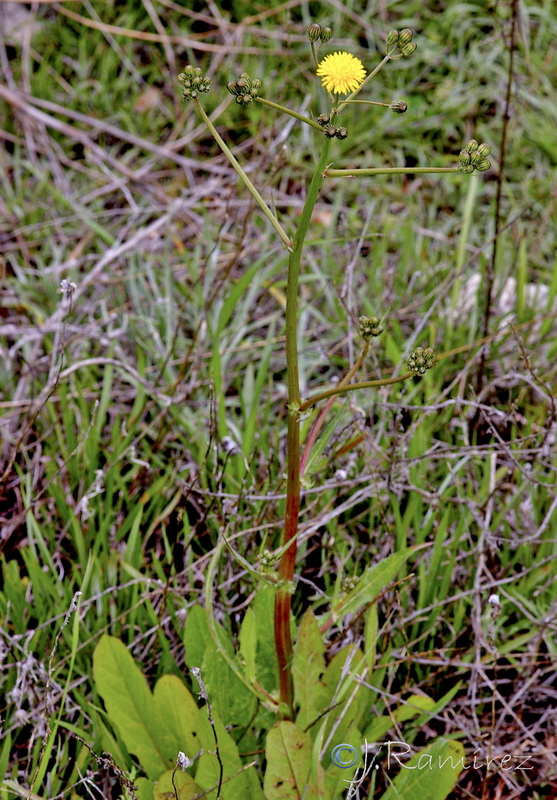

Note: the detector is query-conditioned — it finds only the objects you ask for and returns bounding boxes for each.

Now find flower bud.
[317,113,331,126]
[307,23,321,42]
[408,346,435,376]
[323,124,338,138]
[461,164,474,173]
[236,74,252,91]
[466,139,479,153]
[389,100,407,114]
[320,27,333,42]
[386,30,399,47]
[476,159,491,172]
[178,66,210,101]
[398,28,413,47]
[458,150,471,168]
[477,142,491,157]
[359,316,383,340]
[335,126,348,139]
[401,41,417,57]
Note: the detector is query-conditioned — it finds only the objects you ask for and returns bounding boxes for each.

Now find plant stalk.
[274,137,332,719]
[194,98,292,250]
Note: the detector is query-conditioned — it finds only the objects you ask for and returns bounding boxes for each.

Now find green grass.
[1,0,557,798]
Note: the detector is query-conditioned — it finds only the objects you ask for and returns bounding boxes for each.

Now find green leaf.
[239,607,257,683]
[264,722,325,800]
[303,403,347,478]
[153,768,200,799]
[365,694,435,742]
[380,737,465,800]
[136,777,155,800]
[331,547,422,621]
[93,635,171,779]
[195,707,260,800]
[321,646,368,745]
[292,609,328,730]
[184,604,211,669]
[252,586,278,693]
[152,675,200,761]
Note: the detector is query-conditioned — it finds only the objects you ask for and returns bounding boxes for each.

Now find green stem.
[274,137,332,719]
[194,98,292,250]
[325,167,459,177]
[300,371,415,412]
[256,97,323,131]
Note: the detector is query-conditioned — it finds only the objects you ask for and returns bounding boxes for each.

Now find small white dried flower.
[488,594,500,606]
[177,751,191,771]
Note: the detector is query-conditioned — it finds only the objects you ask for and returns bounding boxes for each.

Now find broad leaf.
[195,706,262,799]
[264,722,325,800]
[153,768,200,799]
[292,609,328,730]
[152,675,200,761]
[380,737,465,800]
[93,635,171,779]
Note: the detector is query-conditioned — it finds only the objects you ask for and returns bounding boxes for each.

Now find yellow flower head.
[316,51,366,95]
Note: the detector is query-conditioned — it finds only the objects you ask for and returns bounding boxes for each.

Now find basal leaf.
[264,722,314,800]
[292,609,328,730]
[365,694,435,742]
[239,607,257,683]
[93,635,171,779]
[195,706,260,800]
[380,737,465,800]
[152,675,200,762]
[153,768,200,800]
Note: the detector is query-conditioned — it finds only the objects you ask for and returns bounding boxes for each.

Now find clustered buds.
[307,23,332,43]
[227,73,262,105]
[359,315,384,340]
[317,115,348,139]
[458,139,492,173]
[341,576,360,594]
[408,346,435,376]
[177,65,211,101]
[256,550,279,573]
[389,100,408,114]
[385,28,417,58]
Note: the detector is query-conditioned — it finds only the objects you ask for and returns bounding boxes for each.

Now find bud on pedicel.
[320,27,333,42]
[408,346,435,376]
[398,29,414,47]
[307,23,321,42]
[178,66,211,101]
[477,143,491,158]
[386,30,399,48]
[390,100,408,114]
[359,316,384,340]
[401,41,417,57]
[227,72,261,105]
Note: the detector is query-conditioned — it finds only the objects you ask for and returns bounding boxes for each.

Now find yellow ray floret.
[316,51,366,95]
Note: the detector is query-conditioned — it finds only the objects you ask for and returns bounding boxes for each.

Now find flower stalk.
[193,98,292,250]
[274,137,332,718]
